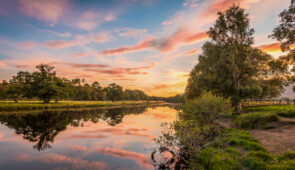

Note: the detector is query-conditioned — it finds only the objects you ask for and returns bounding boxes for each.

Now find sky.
[0,0,291,97]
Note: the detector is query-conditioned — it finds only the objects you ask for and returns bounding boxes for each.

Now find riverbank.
[0,100,167,112]
[156,93,295,169]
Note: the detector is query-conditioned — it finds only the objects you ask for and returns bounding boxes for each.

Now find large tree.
[105,83,123,102]
[185,6,286,113]
[31,64,66,103]
[271,0,295,90]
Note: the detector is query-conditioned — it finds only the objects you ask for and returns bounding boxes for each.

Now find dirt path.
[250,117,295,154]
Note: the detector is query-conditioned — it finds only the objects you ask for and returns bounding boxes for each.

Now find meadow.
[0,100,163,112]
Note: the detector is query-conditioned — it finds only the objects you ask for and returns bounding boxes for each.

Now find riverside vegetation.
[155,1,295,169]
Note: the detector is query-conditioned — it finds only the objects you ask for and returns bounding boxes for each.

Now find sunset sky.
[0,0,290,97]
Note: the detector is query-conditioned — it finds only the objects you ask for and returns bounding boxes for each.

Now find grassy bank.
[196,128,295,169]
[0,100,164,111]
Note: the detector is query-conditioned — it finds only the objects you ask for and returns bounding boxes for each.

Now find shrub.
[277,110,295,117]
[233,112,279,129]
[243,151,274,170]
[181,92,231,124]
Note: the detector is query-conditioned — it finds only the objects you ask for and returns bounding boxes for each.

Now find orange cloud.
[258,42,295,53]
[163,48,200,61]
[203,0,261,16]
[0,61,6,67]
[99,37,155,56]
[19,0,69,23]
[95,147,153,168]
[158,29,207,53]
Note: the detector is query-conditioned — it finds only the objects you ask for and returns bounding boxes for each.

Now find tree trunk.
[13,98,18,103]
[235,102,242,114]
[43,98,50,104]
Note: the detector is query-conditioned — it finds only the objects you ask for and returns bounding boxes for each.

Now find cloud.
[183,0,199,7]
[47,30,72,37]
[74,10,116,30]
[19,0,69,23]
[67,134,107,139]
[163,48,200,61]
[99,37,155,56]
[0,61,7,67]
[95,147,153,168]
[99,29,207,56]
[71,52,89,58]
[54,62,110,69]
[21,31,112,49]
[203,0,261,17]
[117,28,148,38]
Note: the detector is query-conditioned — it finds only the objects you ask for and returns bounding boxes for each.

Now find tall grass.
[0,100,163,112]
[233,112,279,129]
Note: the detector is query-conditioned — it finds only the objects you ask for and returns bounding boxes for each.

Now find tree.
[0,81,8,101]
[105,83,123,102]
[185,5,286,113]
[271,0,295,90]
[271,0,295,53]
[31,64,65,103]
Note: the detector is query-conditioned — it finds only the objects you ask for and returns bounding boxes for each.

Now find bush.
[233,112,279,129]
[243,151,274,170]
[181,92,231,124]
[277,110,295,117]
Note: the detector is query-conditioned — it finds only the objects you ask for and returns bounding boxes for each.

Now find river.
[0,105,178,170]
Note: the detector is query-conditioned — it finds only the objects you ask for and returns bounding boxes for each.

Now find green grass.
[191,128,295,170]
[233,112,279,129]
[244,105,295,118]
[0,100,163,111]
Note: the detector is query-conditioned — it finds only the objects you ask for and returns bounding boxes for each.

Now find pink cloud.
[71,52,89,58]
[45,40,70,49]
[0,61,6,67]
[74,11,117,30]
[19,41,38,48]
[15,153,107,170]
[203,0,261,17]
[99,29,207,56]
[157,28,208,53]
[163,48,200,61]
[21,31,111,49]
[99,37,155,56]
[118,28,148,38]
[19,0,69,23]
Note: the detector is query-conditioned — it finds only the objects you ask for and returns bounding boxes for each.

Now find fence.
[242,99,295,107]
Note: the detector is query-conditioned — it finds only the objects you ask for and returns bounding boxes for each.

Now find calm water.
[0,106,178,170]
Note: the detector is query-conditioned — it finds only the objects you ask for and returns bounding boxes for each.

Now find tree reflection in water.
[0,106,148,151]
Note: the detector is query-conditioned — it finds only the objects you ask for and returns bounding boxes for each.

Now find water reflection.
[0,105,178,170]
[0,106,148,151]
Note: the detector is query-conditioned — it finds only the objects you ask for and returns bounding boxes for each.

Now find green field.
[0,100,164,111]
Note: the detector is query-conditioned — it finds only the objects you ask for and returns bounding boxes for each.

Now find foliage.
[0,64,157,103]
[271,0,295,53]
[181,92,231,124]
[185,5,287,113]
[233,112,279,129]
[155,93,230,168]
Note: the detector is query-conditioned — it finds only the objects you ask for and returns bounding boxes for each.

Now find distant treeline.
[0,64,183,103]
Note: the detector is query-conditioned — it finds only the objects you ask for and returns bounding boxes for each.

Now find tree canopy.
[185,5,288,113]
